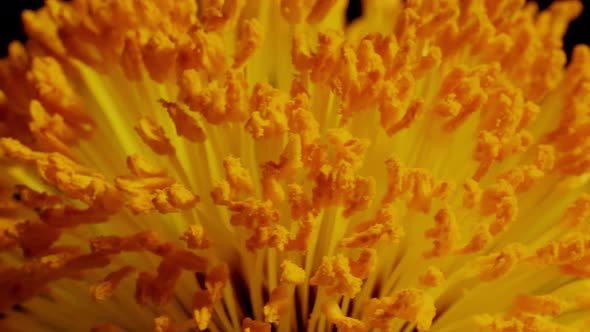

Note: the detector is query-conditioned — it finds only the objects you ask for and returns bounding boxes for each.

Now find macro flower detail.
[0,0,589,331]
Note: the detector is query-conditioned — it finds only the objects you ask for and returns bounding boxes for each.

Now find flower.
[0,0,589,331]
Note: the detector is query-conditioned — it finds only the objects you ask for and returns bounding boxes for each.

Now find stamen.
[263,285,290,323]
[310,254,363,298]
[90,266,136,301]
[279,260,306,285]
[364,288,436,331]
[1,0,589,331]
[419,266,445,288]
[241,317,271,332]
[322,300,367,332]
[135,117,176,155]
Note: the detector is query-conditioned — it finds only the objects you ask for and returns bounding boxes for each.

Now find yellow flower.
[0,0,589,331]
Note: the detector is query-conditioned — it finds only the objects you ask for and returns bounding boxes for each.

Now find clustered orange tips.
[263,285,291,323]
[475,243,526,282]
[308,248,377,301]
[0,250,112,311]
[423,207,460,258]
[309,132,376,217]
[90,265,136,301]
[241,317,271,332]
[419,266,445,288]
[0,138,123,217]
[159,99,206,143]
[322,300,367,332]
[383,156,455,214]
[153,315,177,332]
[180,223,212,250]
[135,116,176,155]
[90,231,209,308]
[0,0,590,331]
[116,154,199,214]
[192,263,229,330]
[339,204,403,249]
[309,254,363,298]
[246,83,291,139]
[27,57,94,147]
[178,69,249,126]
[211,155,293,251]
[364,288,436,332]
[279,260,306,285]
[0,137,207,313]
[476,293,577,331]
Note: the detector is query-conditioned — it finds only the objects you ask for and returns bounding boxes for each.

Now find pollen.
[309,254,363,298]
[1,0,589,331]
[364,288,436,331]
[279,260,306,285]
[419,266,445,288]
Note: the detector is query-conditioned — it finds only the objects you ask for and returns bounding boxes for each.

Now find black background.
[0,0,588,60]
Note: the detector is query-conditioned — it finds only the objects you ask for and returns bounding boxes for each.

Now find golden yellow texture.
[0,0,589,331]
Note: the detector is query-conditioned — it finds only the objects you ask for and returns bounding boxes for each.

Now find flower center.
[1,1,590,331]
